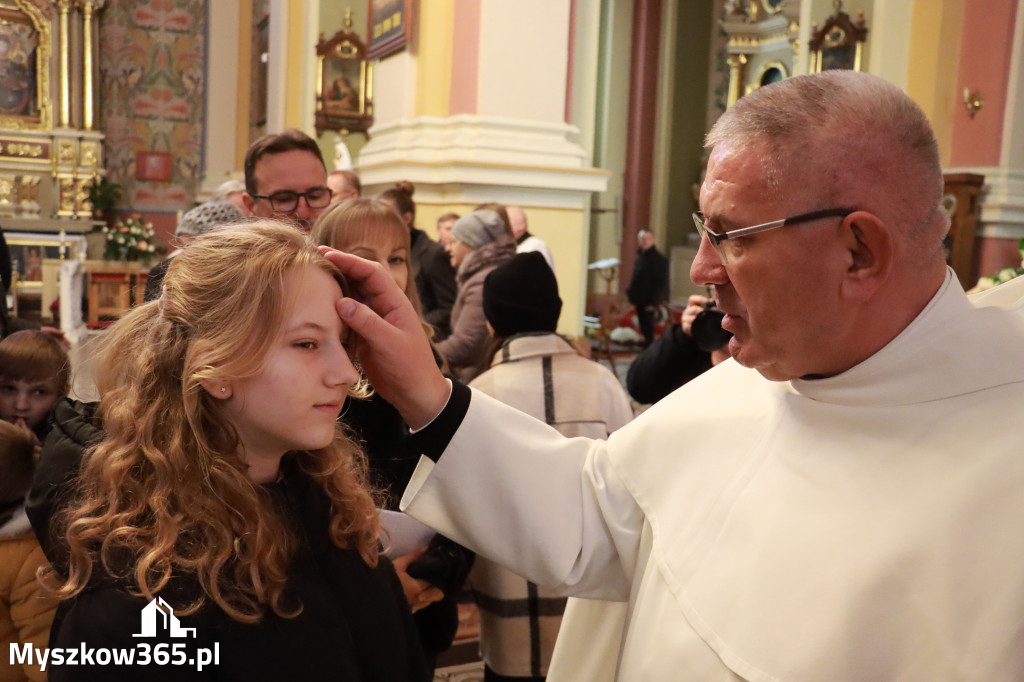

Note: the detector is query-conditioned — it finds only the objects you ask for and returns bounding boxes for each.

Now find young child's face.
[0,376,61,430]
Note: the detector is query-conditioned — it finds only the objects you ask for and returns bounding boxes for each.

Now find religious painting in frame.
[809,2,868,73]
[367,0,414,60]
[315,29,373,135]
[0,1,51,130]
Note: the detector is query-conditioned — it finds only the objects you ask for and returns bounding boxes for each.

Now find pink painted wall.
[977,237,1022,277]
[949,0,1017,166]
[449,0,482,115]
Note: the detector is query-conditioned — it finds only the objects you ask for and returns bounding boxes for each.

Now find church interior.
[4,0,1021,353]
[1,0,1022,679]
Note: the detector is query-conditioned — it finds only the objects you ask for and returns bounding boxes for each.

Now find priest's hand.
[320,247,451,429]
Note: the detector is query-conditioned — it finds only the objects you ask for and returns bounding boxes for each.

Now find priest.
[325,70,1024,681]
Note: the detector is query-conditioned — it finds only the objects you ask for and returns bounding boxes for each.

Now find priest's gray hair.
[706,71,946,251]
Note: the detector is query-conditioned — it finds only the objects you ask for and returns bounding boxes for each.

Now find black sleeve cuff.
[407,380,472,463]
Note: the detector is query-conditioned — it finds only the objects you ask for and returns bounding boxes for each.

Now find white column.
[201,0,243,195]
[868,0,913,91]
[266,0,290,135]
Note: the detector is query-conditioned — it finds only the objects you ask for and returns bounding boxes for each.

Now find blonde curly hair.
[52,221,380,622]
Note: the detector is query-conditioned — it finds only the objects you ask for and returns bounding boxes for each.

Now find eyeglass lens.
[692,213,729,261]
[269,188,332,212]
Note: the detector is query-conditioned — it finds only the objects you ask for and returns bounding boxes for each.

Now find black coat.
[625,322,713,404]
[626,246,669,307]
[28,399,431,681]
[343,391,475,655]
[0,226,41,338]
[409,227,457,339]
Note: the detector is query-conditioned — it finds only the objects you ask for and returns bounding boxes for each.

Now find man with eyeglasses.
[242,129,333,232]
[324,70,1024,680]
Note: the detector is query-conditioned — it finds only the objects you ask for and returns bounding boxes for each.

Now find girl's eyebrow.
[284,321,330,334]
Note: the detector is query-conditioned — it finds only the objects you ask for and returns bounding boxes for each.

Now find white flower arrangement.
[102,216,158,262]
[971,239,1024,292]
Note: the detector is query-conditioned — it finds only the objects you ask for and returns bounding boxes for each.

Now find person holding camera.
[625,291,732,404]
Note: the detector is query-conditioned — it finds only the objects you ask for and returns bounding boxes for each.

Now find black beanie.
[483,252,562,337]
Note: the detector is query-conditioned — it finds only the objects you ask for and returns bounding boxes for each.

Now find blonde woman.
[313,199,474,672]
[31,222,429,680]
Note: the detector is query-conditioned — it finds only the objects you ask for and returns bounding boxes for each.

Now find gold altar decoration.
[0,0,106,235]
[721,0,794,107]
[0,0,107,323]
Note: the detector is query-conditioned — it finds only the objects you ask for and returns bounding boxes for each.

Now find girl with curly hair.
[35,221,429,680]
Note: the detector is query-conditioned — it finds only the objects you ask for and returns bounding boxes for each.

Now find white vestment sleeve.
[400,388,642,601]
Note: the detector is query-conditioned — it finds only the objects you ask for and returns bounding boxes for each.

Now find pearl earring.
[220,387,227,394]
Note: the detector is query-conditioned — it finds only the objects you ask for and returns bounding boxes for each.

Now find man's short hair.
[329,169,361,196]
[244,130,326,196]
[706,71,943,239]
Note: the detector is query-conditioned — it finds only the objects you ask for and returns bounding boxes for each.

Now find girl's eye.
[388,256,406,266]
[295,341,317,350]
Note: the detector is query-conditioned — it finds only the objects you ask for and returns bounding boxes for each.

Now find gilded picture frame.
[367,0,413,61]
[315,29,373,135]
[0,0,51,131]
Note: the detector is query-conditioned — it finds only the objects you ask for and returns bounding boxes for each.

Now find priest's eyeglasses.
[692,208,854,262]
[251,187,333,213]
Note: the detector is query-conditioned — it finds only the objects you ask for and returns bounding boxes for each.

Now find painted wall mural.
[99,0,205,212]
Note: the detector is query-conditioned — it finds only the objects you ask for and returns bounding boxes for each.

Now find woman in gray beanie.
[143,201,245,301]
[435,208,516,381]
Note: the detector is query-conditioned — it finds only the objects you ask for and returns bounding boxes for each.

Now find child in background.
[0,418,58,682]
[0,330,70,443]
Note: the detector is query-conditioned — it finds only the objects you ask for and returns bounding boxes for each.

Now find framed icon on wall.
[809,1,868,73]
[0,2,51,130]
[315,29,373,135]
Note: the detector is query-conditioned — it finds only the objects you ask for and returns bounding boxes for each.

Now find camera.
[691,302,732,352]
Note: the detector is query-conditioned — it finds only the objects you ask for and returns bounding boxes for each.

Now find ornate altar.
[721,0,796,107]
[0,0,105,236]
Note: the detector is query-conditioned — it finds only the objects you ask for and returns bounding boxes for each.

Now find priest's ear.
[838,210,893,302]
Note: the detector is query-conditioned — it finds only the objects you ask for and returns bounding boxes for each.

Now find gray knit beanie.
[451,210,506,250]
[176,201,245,238]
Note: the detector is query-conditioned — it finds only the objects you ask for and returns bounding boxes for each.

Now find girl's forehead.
[349,231,406,251]
[357,219,407,244]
